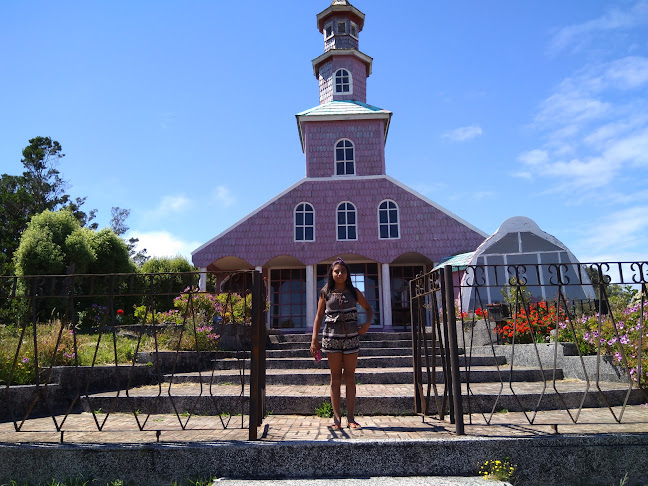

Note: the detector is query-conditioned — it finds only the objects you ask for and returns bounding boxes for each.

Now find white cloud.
[143,195,193,220]
[517,55,648,194]
[128,230,202,262]
[578,206,648,254]
[549,0,648,54]
[211,185,235,207]
[518,149,549,166]
[442,125,483,142]
[159,195,191,213]
[511,171,533,180]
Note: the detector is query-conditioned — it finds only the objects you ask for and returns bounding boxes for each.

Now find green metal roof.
[297,100,391,117]
[295,100,392,151]
[433,252,475,271]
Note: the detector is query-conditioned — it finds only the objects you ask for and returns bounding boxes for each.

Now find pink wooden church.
[192,0,487,332]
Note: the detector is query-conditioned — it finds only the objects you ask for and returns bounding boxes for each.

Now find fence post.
[443,265,465,435]
[249,270,266,440]
[410,279,423,414]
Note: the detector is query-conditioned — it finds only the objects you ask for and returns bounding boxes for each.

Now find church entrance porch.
[267,260,430,332]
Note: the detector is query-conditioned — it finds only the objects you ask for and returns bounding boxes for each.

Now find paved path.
[0,405,646,444]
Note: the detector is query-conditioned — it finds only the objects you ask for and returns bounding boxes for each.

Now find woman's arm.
[356,290,374,335]
[310,296,326,357]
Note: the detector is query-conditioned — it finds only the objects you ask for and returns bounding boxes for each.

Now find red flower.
[117,309,124,316]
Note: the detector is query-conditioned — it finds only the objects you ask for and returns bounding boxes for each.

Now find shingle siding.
[192,177,485,268]
[304,120,385,177]
[318,57,367,104]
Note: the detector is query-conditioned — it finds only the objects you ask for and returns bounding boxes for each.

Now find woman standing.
[310,258,374,429]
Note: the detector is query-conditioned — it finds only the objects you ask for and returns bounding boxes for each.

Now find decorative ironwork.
[411,261,648,432]
[0,271,266,441]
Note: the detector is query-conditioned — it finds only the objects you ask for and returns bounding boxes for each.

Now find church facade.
[192,0,487,332]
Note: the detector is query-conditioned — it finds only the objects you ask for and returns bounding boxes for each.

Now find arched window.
[378,200,399,239]
[335,139,355,175]
[337,202,357,240]
[294,203,315,241]
[334,68,352,94]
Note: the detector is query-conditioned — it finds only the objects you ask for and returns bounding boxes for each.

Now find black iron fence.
[0,270,266,441]
[411,262,648,434]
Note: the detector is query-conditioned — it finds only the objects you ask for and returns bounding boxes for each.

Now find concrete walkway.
[0,408,647,486]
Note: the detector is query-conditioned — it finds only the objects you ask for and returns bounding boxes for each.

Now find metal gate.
[0,270,267,441]
[411,262,648,435]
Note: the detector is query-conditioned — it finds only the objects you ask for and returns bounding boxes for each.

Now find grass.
[0,320,222,386]
[315,401,334,418]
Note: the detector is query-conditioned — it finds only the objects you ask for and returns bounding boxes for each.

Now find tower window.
[295,203,315,241]
[335,139,355,175]
[337,202,357,241]
[337,21,346,34]
[334,68,352,94]
[325,24,333,38]
[350,22,358,38]
[378,200,400,239]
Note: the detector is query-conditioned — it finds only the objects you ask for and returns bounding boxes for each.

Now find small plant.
[315,401,334,418]
[478,457,516,482]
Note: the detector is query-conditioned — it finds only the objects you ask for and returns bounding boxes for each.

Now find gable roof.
[191,174,488,261]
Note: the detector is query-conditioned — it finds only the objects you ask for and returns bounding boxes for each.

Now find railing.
[411,262,648,434]
[0,270,266,441]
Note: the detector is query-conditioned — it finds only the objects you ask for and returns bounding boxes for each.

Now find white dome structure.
[460,216,595,309]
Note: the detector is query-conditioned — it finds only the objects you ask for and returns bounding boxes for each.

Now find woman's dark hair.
[321,258,357,300]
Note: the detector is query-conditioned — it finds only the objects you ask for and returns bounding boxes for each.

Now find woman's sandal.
[347,421,361,429]
[330,422,342,430]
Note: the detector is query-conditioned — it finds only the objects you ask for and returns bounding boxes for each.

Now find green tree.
[140,256,195,274]
[110,206,150,266]
[20,136,68,214]
[14,210,83,275]
[139,256,196,311]
[0,174,34,274]
[0,137,97,274]
[14,209,135,276]
[89,228,136,274]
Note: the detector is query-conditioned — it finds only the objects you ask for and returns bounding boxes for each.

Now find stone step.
[266,347,420,358]
[270,332,418,343]
[268,339,425,350]
[82,381,646,415]
[208,355,506,370]
[165,365,563,386]
[205,347,421,359]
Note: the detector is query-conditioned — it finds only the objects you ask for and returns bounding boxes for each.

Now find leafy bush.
[558,300,648,387]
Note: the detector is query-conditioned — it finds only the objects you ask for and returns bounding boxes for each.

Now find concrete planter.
[216,323,252,351]
[472,342,631,383]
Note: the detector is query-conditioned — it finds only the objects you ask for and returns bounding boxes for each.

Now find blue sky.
[1,0,647,265]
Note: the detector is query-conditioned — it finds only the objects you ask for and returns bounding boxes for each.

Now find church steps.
[165,365,563,386]
[81,381,645,416]
[206,355,504,370]
[81,332,641,416]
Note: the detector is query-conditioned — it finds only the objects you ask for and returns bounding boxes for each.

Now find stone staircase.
[80,331,645,417]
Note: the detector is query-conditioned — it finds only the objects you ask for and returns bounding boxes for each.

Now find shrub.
[497,301,564,344]
[558,300,648,388]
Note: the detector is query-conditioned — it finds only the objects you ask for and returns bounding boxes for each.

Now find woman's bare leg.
[342,352,358,424]
[327,352,343,426]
